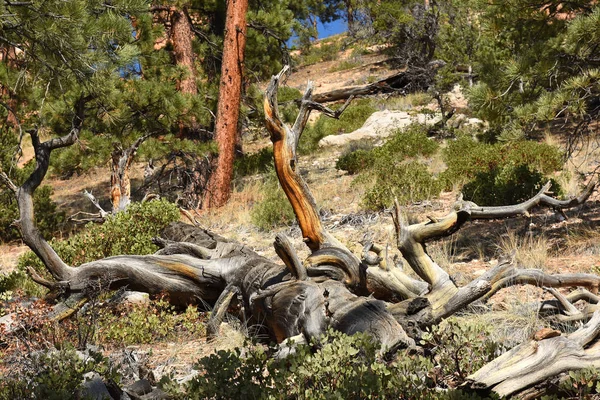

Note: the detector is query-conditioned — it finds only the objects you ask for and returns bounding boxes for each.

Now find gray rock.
[140,388,170,400]
[318,110,444,147]
[80,372,114,400]
[126,379,153,396]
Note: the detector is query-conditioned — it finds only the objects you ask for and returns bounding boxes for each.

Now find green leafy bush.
[422,318,505,385]
[0,346,120,400]
[361,160,442,210]
[335,140,377,175]
[442,136,563,205]
[295,41,341,66]
[174,326,501,400]
[250,173,295,231]
[337,125,442,210]
[555,367,600,399]
[336,148,376,175]
[4,199,180,296]
[183,329,435,400]
[96,300,205,345]
[299,99,377,154]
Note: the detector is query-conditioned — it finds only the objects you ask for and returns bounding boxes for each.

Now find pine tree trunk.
[203,0,248,208]
[170,7,196,96]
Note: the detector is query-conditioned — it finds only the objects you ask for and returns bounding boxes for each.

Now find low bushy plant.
[183,329,435,400]
[295,41,341,66]
[234,147,273,178]
[337,125,442,210]
[336,148,376,175]
[422,318,505,385]
[4,199,180,296]
[96,299,205,345]
[441,135,564,205]
[0,346,120,400]
[173,326,502,400]
[361,160,442,210]
[299,99,377,153]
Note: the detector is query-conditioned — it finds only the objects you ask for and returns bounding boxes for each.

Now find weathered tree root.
[466,311,600,397]
[2,67,600,397]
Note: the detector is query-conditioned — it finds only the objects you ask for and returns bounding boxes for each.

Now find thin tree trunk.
[203,0,248,208]
[170,7,196,96]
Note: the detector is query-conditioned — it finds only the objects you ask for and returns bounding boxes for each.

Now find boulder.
[318,110,443,147]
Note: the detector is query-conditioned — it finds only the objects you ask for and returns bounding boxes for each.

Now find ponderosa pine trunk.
[203,0,248,208]
[170,7,197,96]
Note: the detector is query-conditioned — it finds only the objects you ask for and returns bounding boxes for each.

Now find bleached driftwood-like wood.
[466,311,600,397]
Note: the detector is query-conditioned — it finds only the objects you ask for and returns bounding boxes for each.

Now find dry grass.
[497,230,549,269]
[0,244,28,274]
[199,178,263,231]
[458,302,547,348]
[565,226,600,256]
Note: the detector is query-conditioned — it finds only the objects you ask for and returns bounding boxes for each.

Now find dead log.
[466,311,600,397]
[4,67,600,397]
[310,70,410,103]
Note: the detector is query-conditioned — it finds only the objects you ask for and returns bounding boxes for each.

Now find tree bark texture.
[170,7,197,96]
[4,69,600,397]
[203,0,248,208]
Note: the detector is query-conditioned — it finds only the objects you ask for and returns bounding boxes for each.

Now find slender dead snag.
[264,65,351,252]
[110,131,155,212]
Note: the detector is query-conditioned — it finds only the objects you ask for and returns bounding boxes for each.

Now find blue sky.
[318,19,347,38]
[288,19,347,47]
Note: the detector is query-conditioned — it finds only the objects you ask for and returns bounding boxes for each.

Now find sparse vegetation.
[299,99,377,153]
[337,124,442,209]
[250,171,295,230]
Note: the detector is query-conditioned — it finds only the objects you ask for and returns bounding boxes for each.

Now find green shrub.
[556,367,600,399]
[329,59,361,72]
[361,160,442,210]
[422,318,505,385]
[337,125,442,210]
[0,346,120,400]
[441,136,563,205]
[234,147,273,178]
[295,41,341,66]
[336,148,376,175]
[299,99,377,154]
[250,173,295,231]
[462,166,560,206]
[175,327,500,400]
[6,199,180,296]
[96,300,205,345]
[183,329,435,400]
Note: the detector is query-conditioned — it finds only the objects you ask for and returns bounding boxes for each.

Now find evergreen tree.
[439,1,600,142]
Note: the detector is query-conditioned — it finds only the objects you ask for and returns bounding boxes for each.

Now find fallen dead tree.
[2,66,600,397]
[310,60,446,103]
